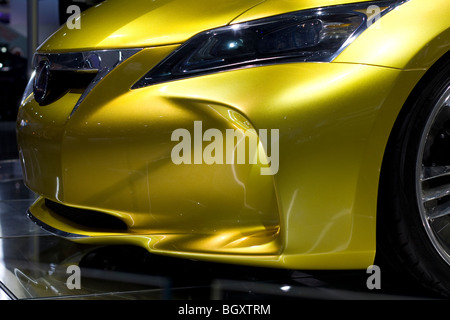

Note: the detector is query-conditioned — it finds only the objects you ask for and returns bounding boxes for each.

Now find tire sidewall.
[380,60,450,296]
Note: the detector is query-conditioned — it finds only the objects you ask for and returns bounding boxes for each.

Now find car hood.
[38,0,376,52]
[38,0,265,52]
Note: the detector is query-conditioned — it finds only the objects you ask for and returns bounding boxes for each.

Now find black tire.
[378,54,450,298]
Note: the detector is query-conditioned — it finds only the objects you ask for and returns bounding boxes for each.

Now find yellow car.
[17,0,450,296]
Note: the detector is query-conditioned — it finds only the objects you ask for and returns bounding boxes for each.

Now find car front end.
[17,0,450,272]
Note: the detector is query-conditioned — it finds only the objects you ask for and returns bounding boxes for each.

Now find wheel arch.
[375,50,450,254]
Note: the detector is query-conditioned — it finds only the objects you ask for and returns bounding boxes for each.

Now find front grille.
[38,70,98,106]
[31,49,141,112]
[45,199,128,231]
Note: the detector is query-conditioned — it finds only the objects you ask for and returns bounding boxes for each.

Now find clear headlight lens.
[133,0,405,88]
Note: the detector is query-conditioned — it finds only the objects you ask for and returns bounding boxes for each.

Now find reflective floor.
[0,121,443,300]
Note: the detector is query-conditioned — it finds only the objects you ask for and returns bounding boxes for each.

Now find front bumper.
[17,46,426,269]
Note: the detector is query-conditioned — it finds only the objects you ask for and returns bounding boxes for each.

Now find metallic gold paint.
[18,0,449,270]
[38,0,265,52]
[232,0,378,23]
[334,0,450,69]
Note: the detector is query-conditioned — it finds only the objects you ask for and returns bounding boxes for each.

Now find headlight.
[133,0,406,88]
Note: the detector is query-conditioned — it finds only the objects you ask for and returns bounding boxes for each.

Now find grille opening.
[37,70,98,106]
[45,199,128,231]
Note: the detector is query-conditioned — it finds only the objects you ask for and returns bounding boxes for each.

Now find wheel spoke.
[428,202,450,220]
[422,165,450,182]
[422,183,450,202]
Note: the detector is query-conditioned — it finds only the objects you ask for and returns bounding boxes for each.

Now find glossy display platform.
[0,121,440,300]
